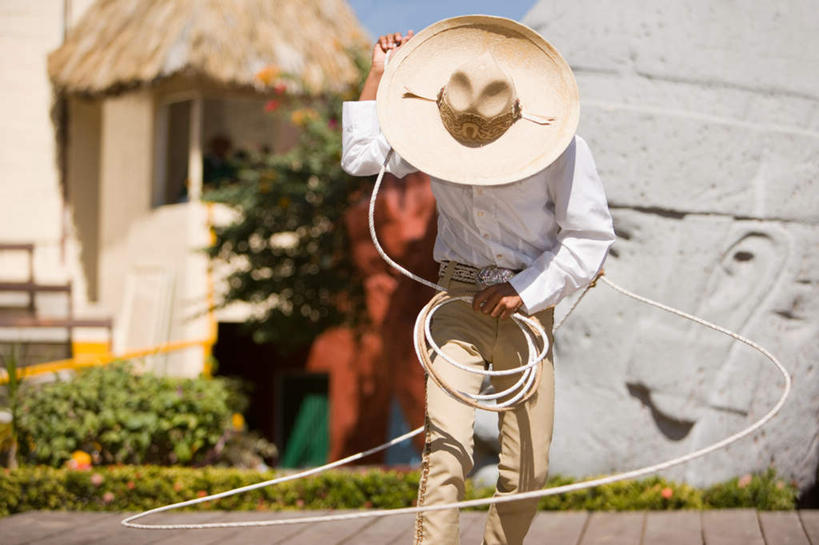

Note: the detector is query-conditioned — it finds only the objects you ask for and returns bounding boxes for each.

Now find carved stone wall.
[523,1,818,489]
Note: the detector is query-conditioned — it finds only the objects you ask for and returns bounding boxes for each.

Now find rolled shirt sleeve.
[509,136,616,313]
[341,100,418,178]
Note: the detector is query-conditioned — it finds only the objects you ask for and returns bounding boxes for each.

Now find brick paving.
[1,509,818,544]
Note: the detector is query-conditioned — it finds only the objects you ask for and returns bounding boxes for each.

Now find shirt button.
[477,211,484,217]
[483,234,489,239]
[496,254,503,259]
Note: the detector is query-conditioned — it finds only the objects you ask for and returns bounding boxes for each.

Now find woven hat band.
[437,87,522,144]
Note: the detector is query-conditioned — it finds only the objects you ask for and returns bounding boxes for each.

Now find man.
[341,16,615,545]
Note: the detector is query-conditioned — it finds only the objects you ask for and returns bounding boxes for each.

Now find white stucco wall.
[0,1,211,372]
[0,0,98,304]
[0,1,64,270]
[520,1,818,490]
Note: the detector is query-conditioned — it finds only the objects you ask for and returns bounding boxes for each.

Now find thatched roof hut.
[48,0,371,96]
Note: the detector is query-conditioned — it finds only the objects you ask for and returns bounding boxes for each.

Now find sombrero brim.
[376,15,579,186]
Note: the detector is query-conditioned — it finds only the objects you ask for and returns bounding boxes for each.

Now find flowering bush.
[15,363,251,467]
[204,55,370,351]
[0,466,799,517]
[702,467,797,511]
[0,466,420,516]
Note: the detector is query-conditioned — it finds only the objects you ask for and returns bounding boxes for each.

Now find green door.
[280,375,329,468]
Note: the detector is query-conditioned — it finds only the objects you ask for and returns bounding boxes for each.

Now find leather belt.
[439,260,519,289]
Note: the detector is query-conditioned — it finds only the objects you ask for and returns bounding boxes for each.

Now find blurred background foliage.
[204,54,372,352]
[12,363,274,469]
[0,465,798,517]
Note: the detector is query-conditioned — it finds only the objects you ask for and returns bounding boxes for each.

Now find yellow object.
[67,450,92,470]
[72,341,110,364]
[290,108,318,126]
[254,65,280,85]
[231,413,245,431]
[0,337,216,384]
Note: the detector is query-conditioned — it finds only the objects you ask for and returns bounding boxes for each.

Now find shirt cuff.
[509,256,559,314]
[342,100,380,137]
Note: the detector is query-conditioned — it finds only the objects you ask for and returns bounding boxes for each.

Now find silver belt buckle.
[476,265,514,289]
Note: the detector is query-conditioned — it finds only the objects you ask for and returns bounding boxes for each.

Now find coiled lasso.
[122,149,792,531]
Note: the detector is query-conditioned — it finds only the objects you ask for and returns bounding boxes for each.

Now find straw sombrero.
[376,15,579,186]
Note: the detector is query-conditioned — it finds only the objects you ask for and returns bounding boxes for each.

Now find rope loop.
[121,148,791,532]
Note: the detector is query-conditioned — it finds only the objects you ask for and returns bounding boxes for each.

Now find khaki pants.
[413,269,556,545]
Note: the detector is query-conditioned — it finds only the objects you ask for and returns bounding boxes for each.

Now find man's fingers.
[505,299,523,319]
[483,292,504,315]
[472,288,488,312]
[377,31,413,55]
[472,286,497,312]
[490,298,509,318]
[472,283,522,318]
[495,298,521,319]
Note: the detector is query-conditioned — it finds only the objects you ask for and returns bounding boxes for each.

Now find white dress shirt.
[341,100,615,314]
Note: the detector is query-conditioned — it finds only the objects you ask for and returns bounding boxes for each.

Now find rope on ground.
[122,271,791,529]
[122,150,792,531]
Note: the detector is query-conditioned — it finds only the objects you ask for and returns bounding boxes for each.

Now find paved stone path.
[1,509,818,544]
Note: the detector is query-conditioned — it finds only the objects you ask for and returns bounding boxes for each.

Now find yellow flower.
[231,412,245,431]
[67,450,92,470]
[290,108,318,127]
[255,65,280,85]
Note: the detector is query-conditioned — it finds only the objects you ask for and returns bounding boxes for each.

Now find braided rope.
[122,269,791,529]
[413,293,545,411]
[122,149,791,532]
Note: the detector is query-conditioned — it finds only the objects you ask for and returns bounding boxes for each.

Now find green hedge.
[15,363,247,467]
[0,465,797,517]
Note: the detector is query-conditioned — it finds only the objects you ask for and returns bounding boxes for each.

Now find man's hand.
[371,31,414,74]
[360,31,414,101]
[472,282,524,320]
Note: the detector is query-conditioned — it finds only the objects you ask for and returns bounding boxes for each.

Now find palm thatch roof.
[48,0,371,95]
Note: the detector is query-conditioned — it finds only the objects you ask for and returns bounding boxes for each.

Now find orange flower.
[737,474,753,488]
[231,412,246,431]
[67,450,92,470]
[173,481,183,492]
[290,108,318,127]
[255,65,280,85]
[102,491,115,504]
[660,487,673,499]
[126,480,136,490]
[196,490,208,498]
